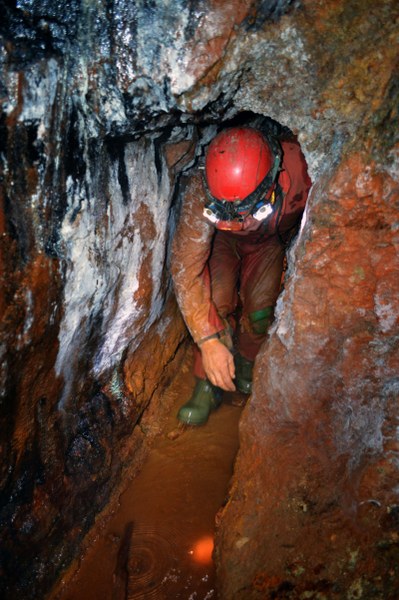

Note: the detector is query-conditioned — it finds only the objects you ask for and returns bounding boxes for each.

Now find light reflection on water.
[56,375,243,600]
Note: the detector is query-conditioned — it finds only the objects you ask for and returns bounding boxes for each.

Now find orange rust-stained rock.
[163,138,197,173]
[8,254,62,460]
[123,295,187,407]
[184,0,254,85]
[215,148,399,598]
[299,0,398,124]
[1,1,398,599]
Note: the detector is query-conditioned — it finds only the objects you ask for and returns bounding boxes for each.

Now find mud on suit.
[171,138,311,380]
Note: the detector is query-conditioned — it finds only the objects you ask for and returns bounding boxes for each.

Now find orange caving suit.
[171,137,312,379]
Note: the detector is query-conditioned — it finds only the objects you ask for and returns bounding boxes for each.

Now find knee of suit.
[248,306,274,334]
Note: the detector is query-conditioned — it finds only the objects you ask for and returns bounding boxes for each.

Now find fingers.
[201,339,236,392]
[219,355,236,392]
[213,367,236,392]
[209,370,235,392]
[228,354,236,380]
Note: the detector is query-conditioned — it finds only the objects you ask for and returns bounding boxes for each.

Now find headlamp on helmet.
[203,127,281,230]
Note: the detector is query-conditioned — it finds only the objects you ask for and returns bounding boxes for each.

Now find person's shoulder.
[280,138,302,153]
[280,138,308,170]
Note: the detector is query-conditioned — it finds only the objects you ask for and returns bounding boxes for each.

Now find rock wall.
[0,2,196,597]
[213,1,399,598]
[216,148,399,599]
[0,1,280,597]
[0,0,398,598]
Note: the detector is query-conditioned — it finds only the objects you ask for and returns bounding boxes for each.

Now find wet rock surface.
[52,361,243,600]
[213,1,399,594]
[216,147,399,598]
[0,0,398,598]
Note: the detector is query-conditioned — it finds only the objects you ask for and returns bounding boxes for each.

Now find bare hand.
[200,339,236,391]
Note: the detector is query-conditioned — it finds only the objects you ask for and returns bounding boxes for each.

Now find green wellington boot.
[177,379,223,426]
[234,354,254,394]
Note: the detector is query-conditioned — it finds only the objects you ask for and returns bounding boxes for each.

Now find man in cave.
[171,116,311,426]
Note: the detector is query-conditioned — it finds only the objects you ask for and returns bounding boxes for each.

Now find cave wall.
[0,0,398,598]
[0,1,290,597]
[0,2,196,597]
[213,1,399,598]
[216,154,399,599]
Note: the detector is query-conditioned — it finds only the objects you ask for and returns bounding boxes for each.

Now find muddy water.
[56,368,244,600]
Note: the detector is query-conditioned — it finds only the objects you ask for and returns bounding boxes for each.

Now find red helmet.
[205,127,273,201]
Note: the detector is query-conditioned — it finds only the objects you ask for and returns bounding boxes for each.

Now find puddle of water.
[55,368,244,600]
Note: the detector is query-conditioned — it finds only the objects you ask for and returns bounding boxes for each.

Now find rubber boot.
[177,379,223,426]
[234,354,254,394]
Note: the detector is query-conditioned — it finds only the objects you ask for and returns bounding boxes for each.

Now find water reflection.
[55,374,243,600]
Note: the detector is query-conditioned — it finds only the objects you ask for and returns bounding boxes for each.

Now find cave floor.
[55,359,245,600]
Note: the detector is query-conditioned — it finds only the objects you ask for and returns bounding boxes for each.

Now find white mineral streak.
[73,57,103,138]
[55,136,172,402]
[139,147,171,323]
[117,1,195,98]
[273,283,294,350]
[99,84,127,125]
[156,314,172,338]
[374,295,397,334]
[153,4,196,96]
[165,48,196,97]
[1,63,51,355]
[274,193,312,349]
[2,69,19,116]
[93,140,171,372]
[22,289,34,338]
[7,60,66,245]
[333,394,385,467]
[54,174,111,401]
[18,59,60,122]
[386,145,399,183]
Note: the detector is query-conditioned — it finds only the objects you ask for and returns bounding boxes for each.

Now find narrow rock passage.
[55,358,244,600]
